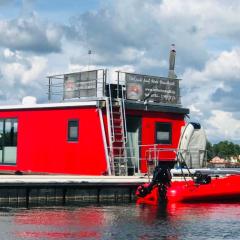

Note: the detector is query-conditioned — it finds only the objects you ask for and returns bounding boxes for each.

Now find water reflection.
[0,202,238,239]
[14,207,104,239]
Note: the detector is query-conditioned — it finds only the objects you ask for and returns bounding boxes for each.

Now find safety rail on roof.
[47,69,107,102]
[46,69,181,105]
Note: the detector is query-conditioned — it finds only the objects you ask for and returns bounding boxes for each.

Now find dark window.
[68,120,79,142]
[155,122,172,144]
[0,118,18,164]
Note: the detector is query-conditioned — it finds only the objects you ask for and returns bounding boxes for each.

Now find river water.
[0,203,239,240]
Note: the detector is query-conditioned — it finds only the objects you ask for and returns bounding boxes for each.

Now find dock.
[0,169,234,208]
[0,174,193,208]
[0,175,152,208]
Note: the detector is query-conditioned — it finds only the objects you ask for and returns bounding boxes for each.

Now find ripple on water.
[0,203,238,240]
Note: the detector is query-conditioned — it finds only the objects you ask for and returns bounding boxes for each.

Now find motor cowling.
[136,165,172,199]
[194,171,211,184]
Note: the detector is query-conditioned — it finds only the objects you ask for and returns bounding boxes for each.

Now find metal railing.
[46,69,181,106]
[108,145,207,176]
[47,69,106,102]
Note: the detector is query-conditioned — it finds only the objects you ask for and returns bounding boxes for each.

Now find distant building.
[209,156,240,168]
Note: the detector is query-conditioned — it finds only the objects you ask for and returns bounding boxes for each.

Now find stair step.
[113,118,121,122]
[114,126,122,129]
[114,137,123,140]
[114,131,123,135]
[113,151,124,155]
[113,142,124,145]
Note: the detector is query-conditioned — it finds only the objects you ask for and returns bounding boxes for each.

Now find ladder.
[106,85,128,176]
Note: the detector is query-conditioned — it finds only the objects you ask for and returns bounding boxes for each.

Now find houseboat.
[0,47,201,176]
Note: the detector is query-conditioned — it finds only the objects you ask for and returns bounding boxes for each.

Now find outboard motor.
[136,164,172,202]
[194,171,211,184]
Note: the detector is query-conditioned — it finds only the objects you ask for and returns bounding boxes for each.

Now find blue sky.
[0,0,240,143]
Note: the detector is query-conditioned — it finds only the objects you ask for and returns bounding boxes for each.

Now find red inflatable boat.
[137,175,240,205]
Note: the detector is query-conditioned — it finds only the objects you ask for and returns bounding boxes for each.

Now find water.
[0,203,239,240]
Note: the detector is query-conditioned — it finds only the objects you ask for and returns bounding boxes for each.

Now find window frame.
[0,118,18,165]
[155,122,172,145]
[67,119,79,142]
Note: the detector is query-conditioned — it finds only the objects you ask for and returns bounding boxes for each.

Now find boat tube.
[136,122,240,204]
[137,175,240,204]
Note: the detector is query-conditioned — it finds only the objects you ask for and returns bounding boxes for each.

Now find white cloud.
[1,50,47,85]
[181,48,240,142]
[206,110,240,141]
[3,48,15,58]
[0,49,48,103]
[182,48,240,103]
[68,63,135,84]
[118,47,145,62]
[0,0,240,143]
[0,13,63,53]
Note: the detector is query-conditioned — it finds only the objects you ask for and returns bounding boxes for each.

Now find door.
[126,116,141,175]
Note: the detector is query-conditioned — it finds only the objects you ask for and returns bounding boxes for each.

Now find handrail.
[108,145,207,175]
[108,85,115,142]
[121,86,128,144]
[105,97,115,174]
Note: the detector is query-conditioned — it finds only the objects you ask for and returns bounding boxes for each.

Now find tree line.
[206,140,240,161]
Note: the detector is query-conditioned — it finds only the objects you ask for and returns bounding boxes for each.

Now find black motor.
[136,164,172,201]
[194,171,211,184]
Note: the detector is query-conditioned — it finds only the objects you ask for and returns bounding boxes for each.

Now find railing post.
[154,144,157,166]
[117,71,120,99]
[48,77,51,102]
[103,69,107,97]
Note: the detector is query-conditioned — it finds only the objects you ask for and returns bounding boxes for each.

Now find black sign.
[64,70,97,99]
[125,73,179,104]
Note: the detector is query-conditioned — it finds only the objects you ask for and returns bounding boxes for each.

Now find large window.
[68,120,79,142]
[0,118,18,164]
[155,122,172,144]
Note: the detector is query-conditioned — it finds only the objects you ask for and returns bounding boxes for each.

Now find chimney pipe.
[168,44,177,79]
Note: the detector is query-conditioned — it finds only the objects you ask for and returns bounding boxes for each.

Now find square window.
[68,120,79,142]
[155,122,172,144]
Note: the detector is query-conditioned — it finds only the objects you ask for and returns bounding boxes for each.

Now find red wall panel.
[141,112,185,172]
[126,110,185,173]
[0,107,107,175]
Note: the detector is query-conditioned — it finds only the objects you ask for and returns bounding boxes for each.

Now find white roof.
[0,99,104,111]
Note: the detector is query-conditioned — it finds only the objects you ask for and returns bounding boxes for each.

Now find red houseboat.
[0,49,191,176]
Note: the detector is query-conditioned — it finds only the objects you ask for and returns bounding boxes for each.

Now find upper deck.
[0,69,189,115]
[46,69,189,114]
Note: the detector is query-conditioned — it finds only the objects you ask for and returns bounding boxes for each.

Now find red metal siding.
[126,110,185,173]
[141,112,185,172]
[0,107,107,175]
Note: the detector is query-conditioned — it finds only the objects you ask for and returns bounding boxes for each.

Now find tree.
[210,141,240,160]
[206,140,214,161]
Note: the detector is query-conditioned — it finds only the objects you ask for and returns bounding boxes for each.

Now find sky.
[0,0,240,144]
